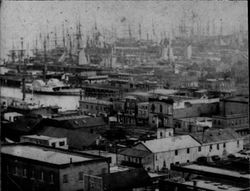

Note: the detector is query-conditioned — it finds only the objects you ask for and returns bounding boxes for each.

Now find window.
[187,148,190,154]
[79,172,83,180]
[40,171,44,181]
[217,144,220,150]
[23,168,27,177]
[209,145,213,151]
[86,105,88,109]
[59,141,65,146]
[50,173,54,184]
[237,140,240,148]
[14,166,18,175]
[7,165,9,174]
[223,143,226,148]
[63,174,68,183]
[31,169,35,179]
[160,104,163,113]
[175,150,178,156]
[51,142,56,147]
[151,104,155,112]
[155,155,158,161]
[160,132,163,138]
[198,147,202,152]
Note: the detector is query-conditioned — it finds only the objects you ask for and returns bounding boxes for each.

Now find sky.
[0,0,248,59]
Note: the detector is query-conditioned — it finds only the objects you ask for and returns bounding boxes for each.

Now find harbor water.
[0,86,80,111]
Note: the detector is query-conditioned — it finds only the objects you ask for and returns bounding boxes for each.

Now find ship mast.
[76,21,82,65]
[62,23,66,49]
[138,23,142,40]
[43,36,47,82]
[20,37,26,101]
[54,27,58,48]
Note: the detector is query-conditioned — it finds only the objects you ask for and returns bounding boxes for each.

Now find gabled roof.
[119,148,151,158]
[190,128,243,145]
[38,126,100,149]
[139,135,200,153]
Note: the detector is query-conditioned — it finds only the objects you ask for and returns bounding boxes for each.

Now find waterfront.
[0,86,80,111]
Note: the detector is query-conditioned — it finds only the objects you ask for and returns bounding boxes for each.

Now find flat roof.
[21,135,65,141]
[1,145,92,165]
[183,179,245,191]
[181,164,250,180]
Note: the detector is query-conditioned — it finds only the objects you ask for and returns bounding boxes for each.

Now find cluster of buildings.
[1,12,249,191]
[1,87,249,190]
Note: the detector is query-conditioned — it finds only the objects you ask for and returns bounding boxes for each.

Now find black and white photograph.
[0,0,249,190]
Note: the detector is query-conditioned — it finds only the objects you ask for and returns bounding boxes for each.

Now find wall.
[196,140,243,158]
[174,102,219,119]
[154,147,199,170]
[1,155,60,191]
[79,101,110,115]
[59,161,109,191]
[220,100,248,116]
[212,115,249,129]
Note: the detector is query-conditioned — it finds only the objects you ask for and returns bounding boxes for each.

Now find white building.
[190,128,244,158]
[20,135,68,149]
[133,135,201,171]
[119,128,243,172]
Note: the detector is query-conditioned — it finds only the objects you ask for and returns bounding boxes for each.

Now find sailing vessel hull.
[26,90,82,96]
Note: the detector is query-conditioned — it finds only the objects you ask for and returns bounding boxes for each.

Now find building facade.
[1,143,110,191]
[212,96,249,129]
[79,97,112,116]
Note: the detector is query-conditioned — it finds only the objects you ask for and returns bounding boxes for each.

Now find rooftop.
[183,179,246,191]
[21,135,65,141]
[119,148,151,158]
[181,164,250,180]
[190,129,243,144]
[79,97,112,105]
[222,95,249,103]
[140,135,200,153]
[1,144,93,165]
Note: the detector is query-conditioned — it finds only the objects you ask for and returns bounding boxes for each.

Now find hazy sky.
[0,0,248,59]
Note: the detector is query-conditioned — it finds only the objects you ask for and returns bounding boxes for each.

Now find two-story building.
[148,96,174,128]
[1,143,111,191]
[79,97,112,116]
[190,128,244,158]
[120,134,201,171]
[212,96,249,130]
